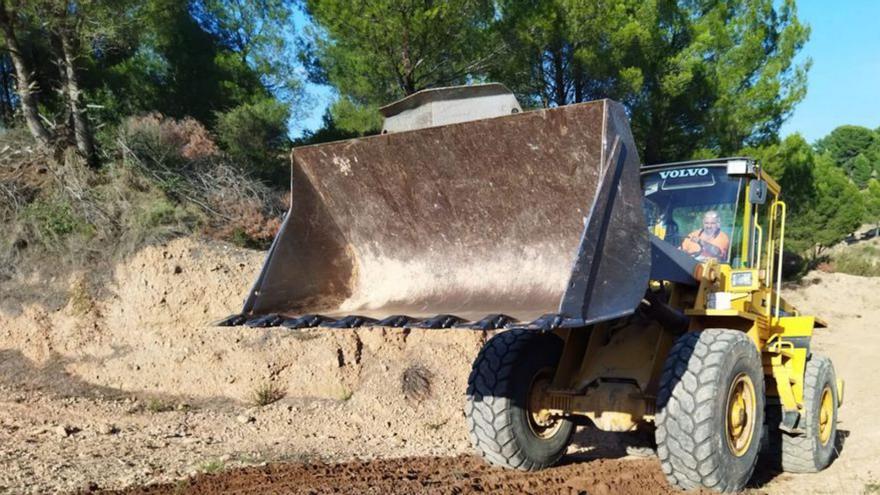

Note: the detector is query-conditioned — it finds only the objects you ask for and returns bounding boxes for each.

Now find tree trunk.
[0,1,52,151]
[551,45,566,106]
[59,29,95,165]
[0,54,13,123]
[572,60,584,103]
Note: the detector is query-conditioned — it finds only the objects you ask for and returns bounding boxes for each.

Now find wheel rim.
[819,385,834,446]
[527,370,563,439]
[725,373,757,457]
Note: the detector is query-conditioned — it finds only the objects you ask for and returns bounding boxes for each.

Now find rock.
[54,425,74,437]
[236,414,255,424]
[98,423,118,435]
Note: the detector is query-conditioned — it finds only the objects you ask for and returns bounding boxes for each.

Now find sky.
[292,1,880,143]
[779,0,880,142]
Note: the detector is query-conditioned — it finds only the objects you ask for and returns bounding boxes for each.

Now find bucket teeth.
[245,314,284,328]
[323,315,379,328]
[375,315,417,327]
[282,314,334,329]
[458,314,516,330]
[416,314,465,329]
[525,313,587,331]
[215,314,246,327]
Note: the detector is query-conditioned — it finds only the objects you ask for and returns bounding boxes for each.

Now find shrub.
[118,113,219,171]
[196,164,285,249]
[147,398,174,413]
[251,382,285,406]
[401,364,433,402]
[832,245,880,277]
[199,459,226,474]
[117,113,285,248]
[22,196,90,245]
[215,98,290,183]
[118,114,221,199]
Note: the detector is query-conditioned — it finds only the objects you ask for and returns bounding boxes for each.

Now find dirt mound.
[0,237,486,405]
[0,238,488,492]
[111,456,688,495]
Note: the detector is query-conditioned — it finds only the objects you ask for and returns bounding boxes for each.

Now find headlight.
[731,271,753,287]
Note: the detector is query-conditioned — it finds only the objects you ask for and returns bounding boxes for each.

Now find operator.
[681,210,729,261]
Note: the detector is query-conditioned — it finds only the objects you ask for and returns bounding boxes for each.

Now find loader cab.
[640,158,782,275]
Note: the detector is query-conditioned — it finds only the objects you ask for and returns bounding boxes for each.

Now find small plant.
[251,382,285,406]
[338,387,353,401]
[146,398,174,413]
[865,481,880,494]
[426,419,448,431]
[199,459,225,474]
[401,364,433,402]
[172,479,190,495]
[68,275,93,315]
[22,196,89,244]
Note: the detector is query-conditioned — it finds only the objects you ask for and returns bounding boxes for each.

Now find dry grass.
[251,382,285,406]
[146,398,175,413]
[401,364,433,402]
[831,244,880,277]
[0,116,285,311]
[67,275,94,315]
[118,114,285,249]
[199,459,226,474]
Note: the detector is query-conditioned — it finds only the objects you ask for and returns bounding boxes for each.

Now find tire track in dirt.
[110,455,701,495]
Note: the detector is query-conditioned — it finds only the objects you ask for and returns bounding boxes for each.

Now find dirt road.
[0,239,878,494]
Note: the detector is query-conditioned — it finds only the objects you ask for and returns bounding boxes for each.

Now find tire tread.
[465,329,571,471]
[656,329,763,492]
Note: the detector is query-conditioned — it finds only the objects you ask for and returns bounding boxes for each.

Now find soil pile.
[0,239,488,492]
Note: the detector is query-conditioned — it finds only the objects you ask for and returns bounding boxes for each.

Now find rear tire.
[465,328,574,470]
[656,329,764,492]
[765,355,838,473]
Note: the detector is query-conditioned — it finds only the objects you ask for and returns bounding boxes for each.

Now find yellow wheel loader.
[221,83,843,492]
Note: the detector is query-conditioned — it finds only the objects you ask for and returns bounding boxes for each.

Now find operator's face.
[703,215,720,236]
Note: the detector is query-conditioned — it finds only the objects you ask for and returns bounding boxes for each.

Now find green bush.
[22,197,89,244]
[215,98,290,183]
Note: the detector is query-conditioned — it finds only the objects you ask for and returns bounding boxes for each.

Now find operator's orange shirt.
[681,229,730,260]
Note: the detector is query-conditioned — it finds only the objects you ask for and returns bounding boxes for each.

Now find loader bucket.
[230,99,650,329]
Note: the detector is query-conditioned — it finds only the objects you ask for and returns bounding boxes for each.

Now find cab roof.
[641,157,780,195]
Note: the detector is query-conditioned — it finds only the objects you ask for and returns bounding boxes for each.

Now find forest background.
[0,0,877,280]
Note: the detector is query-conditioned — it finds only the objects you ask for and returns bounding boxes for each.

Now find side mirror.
[749,179,767,205]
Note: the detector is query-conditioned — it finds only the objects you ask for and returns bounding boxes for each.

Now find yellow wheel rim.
[819,385,834,446]
[725,373,757,457]
[527,370,563,439]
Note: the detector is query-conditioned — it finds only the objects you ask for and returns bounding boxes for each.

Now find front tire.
[465,328,574,470]
[767,355,839,473]
[656,329,765,492]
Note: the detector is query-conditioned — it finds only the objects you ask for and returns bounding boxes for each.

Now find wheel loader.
[220,83,843,492]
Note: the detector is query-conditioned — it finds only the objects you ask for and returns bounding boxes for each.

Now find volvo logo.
[659,167,710,179]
